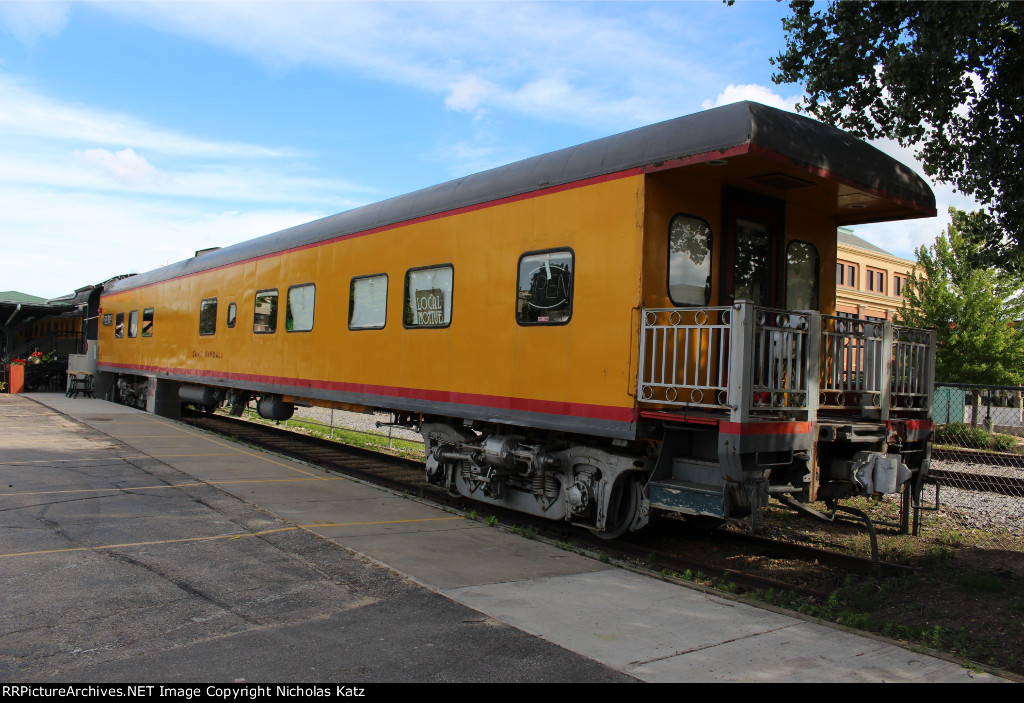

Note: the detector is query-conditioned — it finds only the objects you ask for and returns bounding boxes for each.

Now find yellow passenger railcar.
[96,102,937,537]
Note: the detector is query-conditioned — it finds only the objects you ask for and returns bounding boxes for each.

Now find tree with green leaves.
[771,1,1024,268]
[897,208,1024,386]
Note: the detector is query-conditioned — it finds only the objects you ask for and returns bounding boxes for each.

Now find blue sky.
[0,1,975,299]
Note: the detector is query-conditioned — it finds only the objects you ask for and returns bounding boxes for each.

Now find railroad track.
[932,447,1024,468]
[180,411,913,598]
[927,468,1024,496]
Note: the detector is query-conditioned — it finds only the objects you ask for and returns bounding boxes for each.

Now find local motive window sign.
[415,288,445,325]
[405,265,452,327]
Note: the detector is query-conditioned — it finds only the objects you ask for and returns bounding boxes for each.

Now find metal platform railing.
[638,302,934,421]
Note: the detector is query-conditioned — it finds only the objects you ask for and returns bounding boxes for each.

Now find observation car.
[93,101,937,538]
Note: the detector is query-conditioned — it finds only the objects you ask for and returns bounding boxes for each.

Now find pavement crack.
[626,623,800,667]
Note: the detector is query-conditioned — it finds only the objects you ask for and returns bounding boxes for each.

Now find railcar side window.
[142,308,154,337]
[128,310,139,338]
[668,215,712,306]
[349,274,388,329]
[516,250,573,325]
[226,302,237,329]
[253,289,278,334]
[785,240,820,311]
[199,298,218,336]
[286,284,315,332]
[115,312,124,339]
[404,265,453,328]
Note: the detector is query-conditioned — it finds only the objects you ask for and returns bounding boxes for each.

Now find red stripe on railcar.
[99,362,636,423]
[720,421,813,436]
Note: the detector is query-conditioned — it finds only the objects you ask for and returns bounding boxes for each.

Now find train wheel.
[590,475,641,540]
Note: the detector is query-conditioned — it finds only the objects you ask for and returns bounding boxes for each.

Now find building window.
[253,290,278,333]
[128,310,139,338]
[894,275,906,297]
[668,215,712,306]
[838,261,858,289]
[142,308,154,337]
[349,274,388,330]
[199,298,217,336]
[865,269,886,294]
[517,249,573,324]
[404,265,453,328]
[286,283,315,332]
[786,240,819,311]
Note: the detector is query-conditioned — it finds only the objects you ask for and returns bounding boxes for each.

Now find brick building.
[834,227,916,321]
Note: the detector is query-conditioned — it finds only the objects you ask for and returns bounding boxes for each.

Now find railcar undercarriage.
[421,420,651,539]
[418,412,928,539]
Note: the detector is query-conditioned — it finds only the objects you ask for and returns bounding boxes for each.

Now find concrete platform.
[1,393,1009,682]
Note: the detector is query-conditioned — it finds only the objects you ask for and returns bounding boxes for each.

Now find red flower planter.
[9,364,25,393]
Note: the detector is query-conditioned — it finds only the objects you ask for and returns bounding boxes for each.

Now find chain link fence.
[922,383,1024,552]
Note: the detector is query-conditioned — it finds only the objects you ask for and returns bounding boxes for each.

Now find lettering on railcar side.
[415,288,445,325]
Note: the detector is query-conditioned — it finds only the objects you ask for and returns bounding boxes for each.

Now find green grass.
[233,410,426,459]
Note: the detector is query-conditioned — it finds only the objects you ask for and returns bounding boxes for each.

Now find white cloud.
[445,75,494,117]
[0,68,379,298]
[0,1,70,46]
[0,185,329,298]
[98,1,733,131]
[702,84,805,113]
[0,74,295,158]
[73,148,164,187]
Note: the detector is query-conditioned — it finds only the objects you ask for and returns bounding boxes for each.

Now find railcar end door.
[721,192,784,308]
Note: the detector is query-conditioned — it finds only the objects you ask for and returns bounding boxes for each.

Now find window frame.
[866,268,886,295]
[199,297,218,336]
[128,310,139,339]
[403,264,454,330]
[837,260,859,289]
[285,282,316,333]
[253,289,279,334]
[515,248,575,326]
[894,274,906,298]
[667,213,713,307]
[349,273,389,331]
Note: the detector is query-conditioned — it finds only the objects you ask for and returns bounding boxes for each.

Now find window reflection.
[786,240,820,310]
[733,217,770,305]
[668,215,712,306]
[253,290,278,333]
[517,250,573,324]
